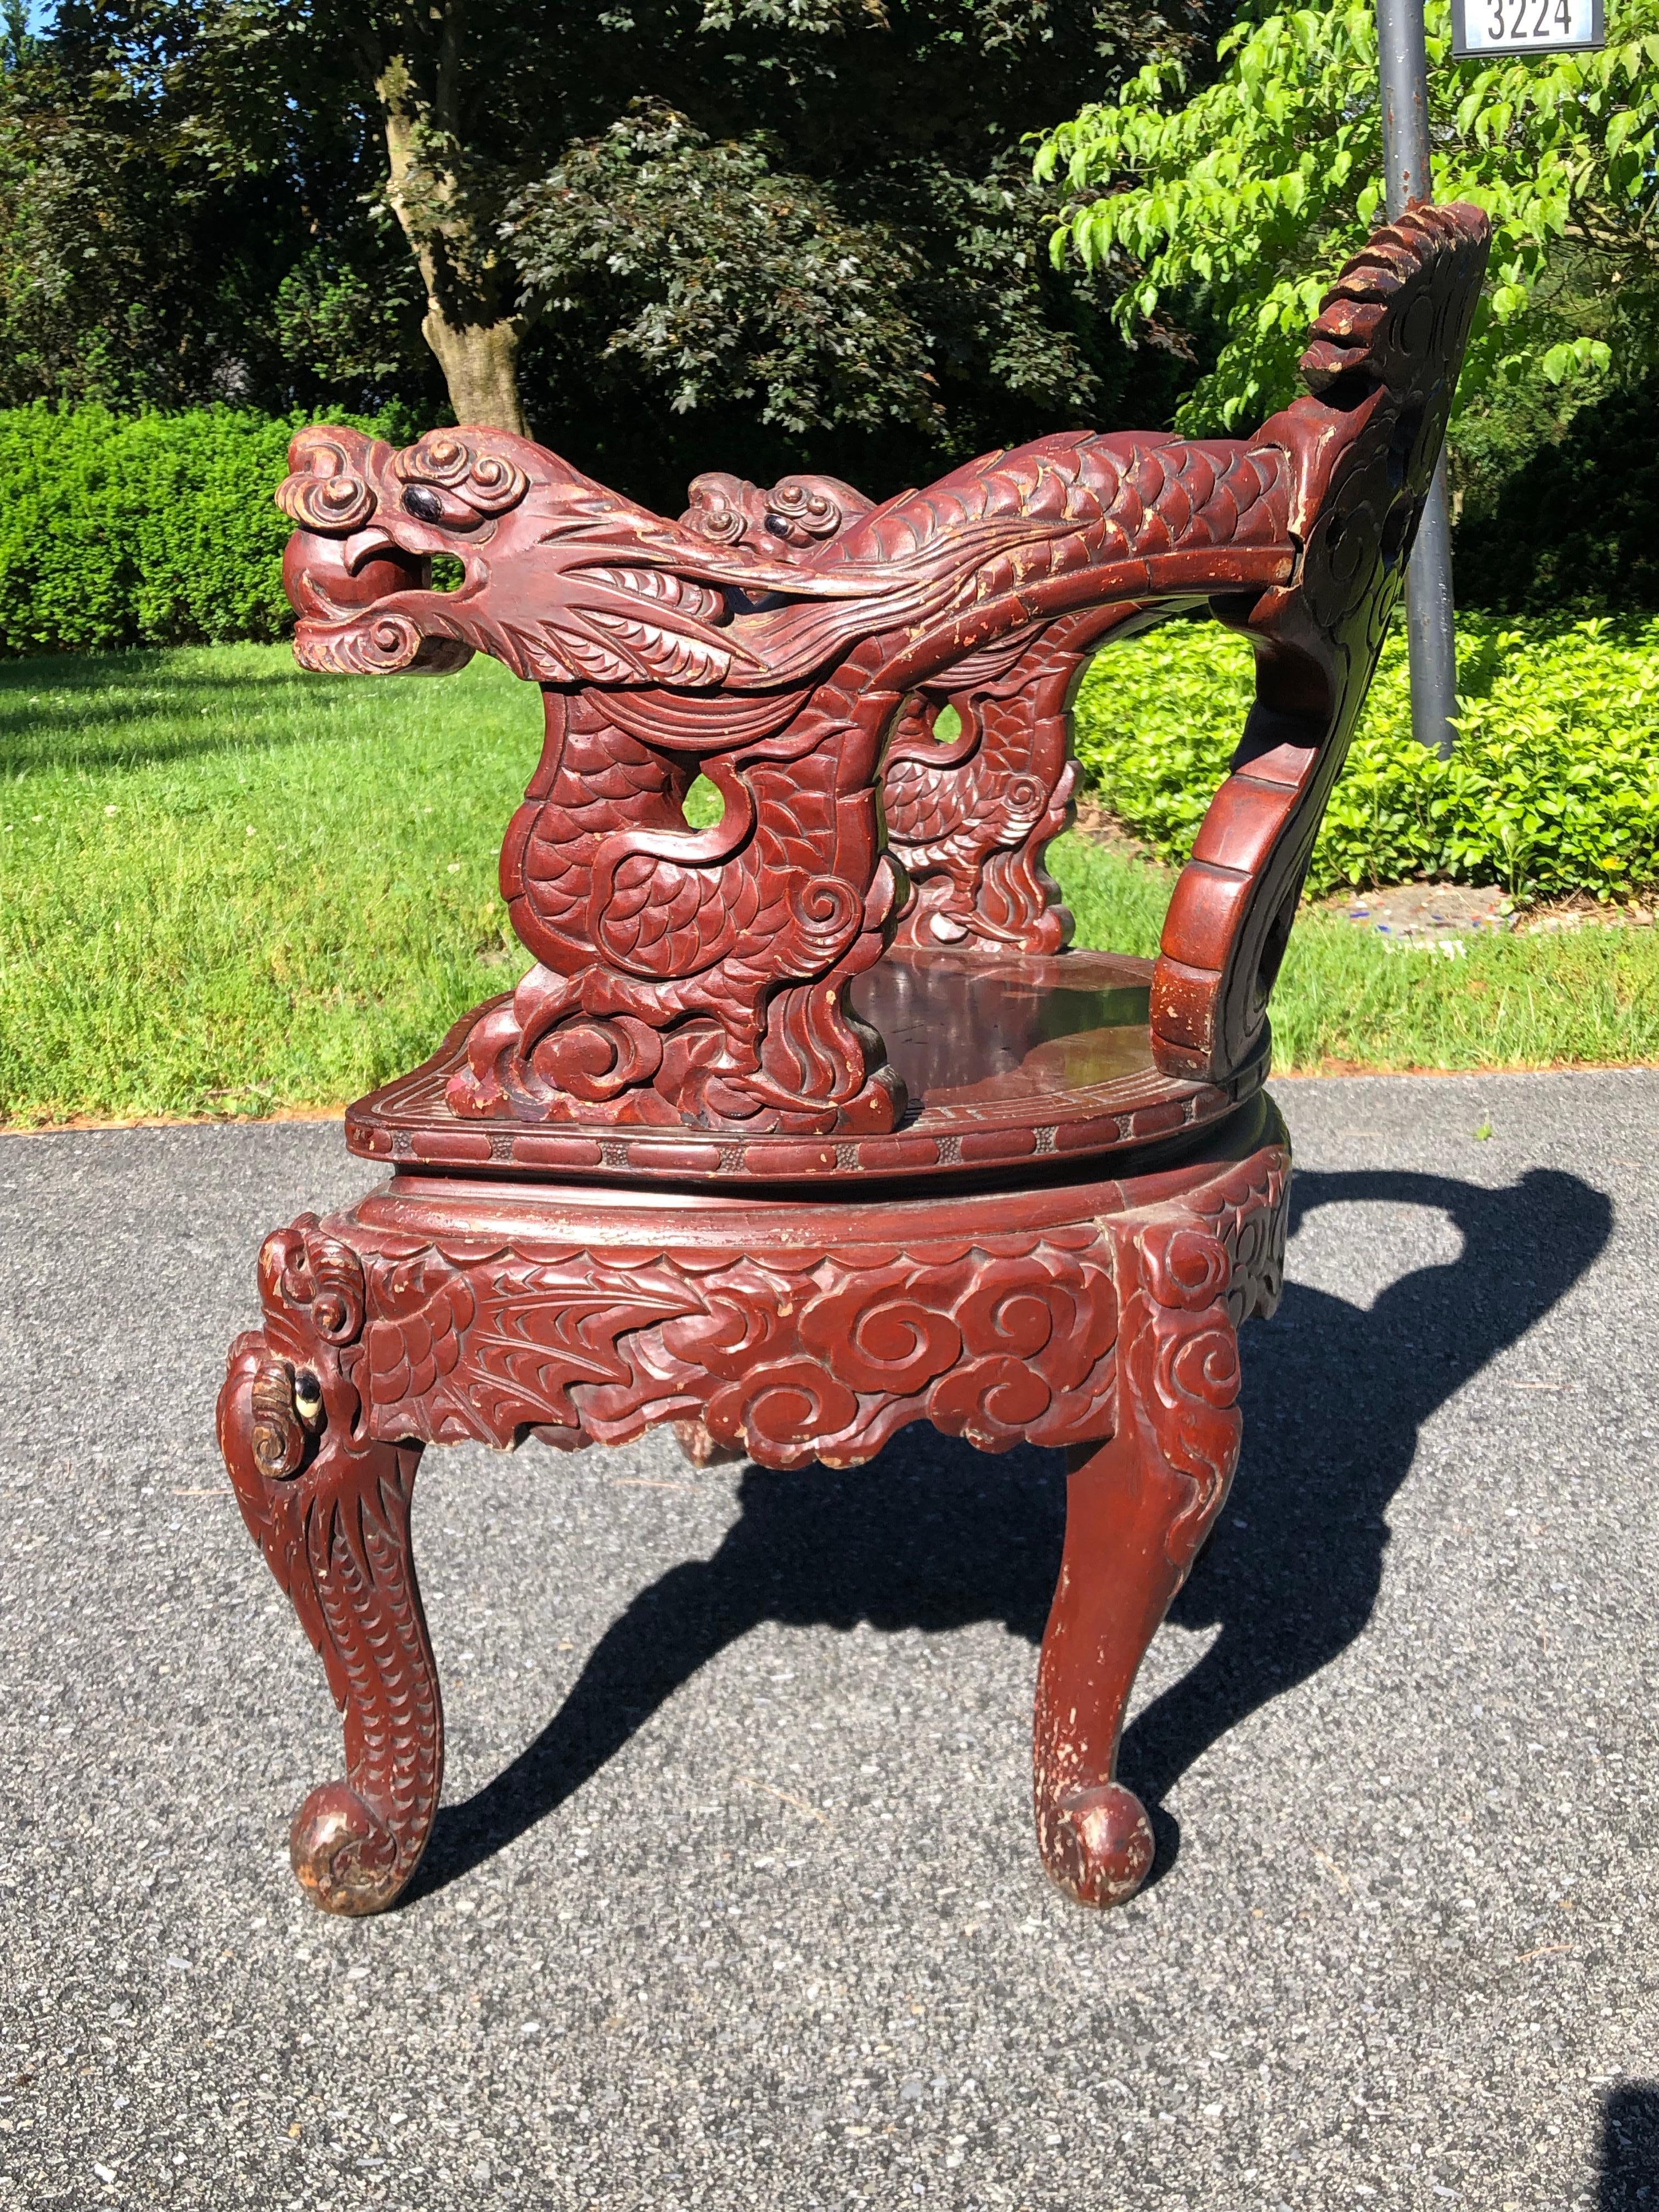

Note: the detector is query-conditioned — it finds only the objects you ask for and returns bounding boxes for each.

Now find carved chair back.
[276,202,1489,1157]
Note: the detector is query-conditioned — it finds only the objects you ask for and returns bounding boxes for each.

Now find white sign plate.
[1452,0,1604,54]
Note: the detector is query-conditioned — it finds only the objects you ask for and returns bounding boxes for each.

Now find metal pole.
[1375,0,1459,755]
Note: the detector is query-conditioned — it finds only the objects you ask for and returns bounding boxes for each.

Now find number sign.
[1451,0,1603,54]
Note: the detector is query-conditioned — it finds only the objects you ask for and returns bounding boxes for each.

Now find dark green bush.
[1454,377,1659,618]
[1073,612,1659,901]
[0,403,412,658]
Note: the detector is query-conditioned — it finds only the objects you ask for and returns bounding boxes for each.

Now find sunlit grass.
[0,645,542,1121]
[1,642,1655,1125]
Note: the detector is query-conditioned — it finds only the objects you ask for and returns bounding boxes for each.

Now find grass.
[0,644,543,1122]
[1054,833,1659,1070]
[2,642,1656,1127]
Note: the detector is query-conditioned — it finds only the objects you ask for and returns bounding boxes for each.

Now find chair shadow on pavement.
[413,1164,1611,1901]
[1598,2083,1659,2210]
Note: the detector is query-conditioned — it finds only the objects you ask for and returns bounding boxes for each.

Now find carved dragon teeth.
[1300,202,1492,393]
[582,565,726,620]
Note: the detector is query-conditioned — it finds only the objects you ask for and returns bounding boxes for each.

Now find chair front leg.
[1032,1206,1244,1905]
[218,1218,443,1915]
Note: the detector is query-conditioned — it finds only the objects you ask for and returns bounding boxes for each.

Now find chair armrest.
[1150,200,1494,1086]
[1151,699,1327,1083]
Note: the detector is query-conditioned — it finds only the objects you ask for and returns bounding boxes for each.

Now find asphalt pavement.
[1,1068,1656,2212]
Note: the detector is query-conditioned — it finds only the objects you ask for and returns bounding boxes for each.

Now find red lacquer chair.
[218,204,1490,1915]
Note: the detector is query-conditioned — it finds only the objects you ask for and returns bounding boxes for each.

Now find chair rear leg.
[1032,1206,1245,1905]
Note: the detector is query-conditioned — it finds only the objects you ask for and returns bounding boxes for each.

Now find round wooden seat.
[345,947,1267,1187]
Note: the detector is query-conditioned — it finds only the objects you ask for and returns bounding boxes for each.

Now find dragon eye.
[294,1372,323,1420]
[402,485,445,522]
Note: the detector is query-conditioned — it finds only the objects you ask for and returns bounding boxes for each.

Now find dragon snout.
[276,423,441,635]
[277,423,430,628]
[281,530,430,627]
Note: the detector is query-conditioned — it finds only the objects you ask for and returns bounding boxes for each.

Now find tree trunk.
[420,309,528,436]
[376,57,531,437]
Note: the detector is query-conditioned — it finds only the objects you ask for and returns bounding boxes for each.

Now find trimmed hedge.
[1073,613,1659,901]
[0,403,411,658]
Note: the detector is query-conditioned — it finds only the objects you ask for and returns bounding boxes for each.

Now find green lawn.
[2,643,1656,1126]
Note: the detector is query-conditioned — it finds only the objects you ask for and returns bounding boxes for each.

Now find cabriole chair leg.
[1032,1206,1246,1906]
[218,1220,443,1915]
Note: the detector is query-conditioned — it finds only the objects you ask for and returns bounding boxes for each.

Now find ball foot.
[290,1782,409,1916]
[1042,1782,1155,1908]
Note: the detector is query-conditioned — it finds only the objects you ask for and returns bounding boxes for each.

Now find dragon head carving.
[276,422,1102,702]
[279,424,710,680]
[276,425,937,691]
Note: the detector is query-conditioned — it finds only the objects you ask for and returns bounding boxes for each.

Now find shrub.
[1072,612,1659,901]
[0,402,414,658]
[1454,377,1659,618]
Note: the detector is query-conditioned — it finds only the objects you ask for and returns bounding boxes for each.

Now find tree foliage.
[0,0,1199,495]
[0,0,423,414]
[504,91,1167,494]
[1455,371,1659,610]
[510,104,936,440]
[1036,0,1659,431]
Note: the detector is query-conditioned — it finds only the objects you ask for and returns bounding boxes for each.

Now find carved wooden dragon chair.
[218,203,1490,1916]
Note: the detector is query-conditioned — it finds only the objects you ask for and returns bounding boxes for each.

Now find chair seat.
[344,945,1268,1187]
